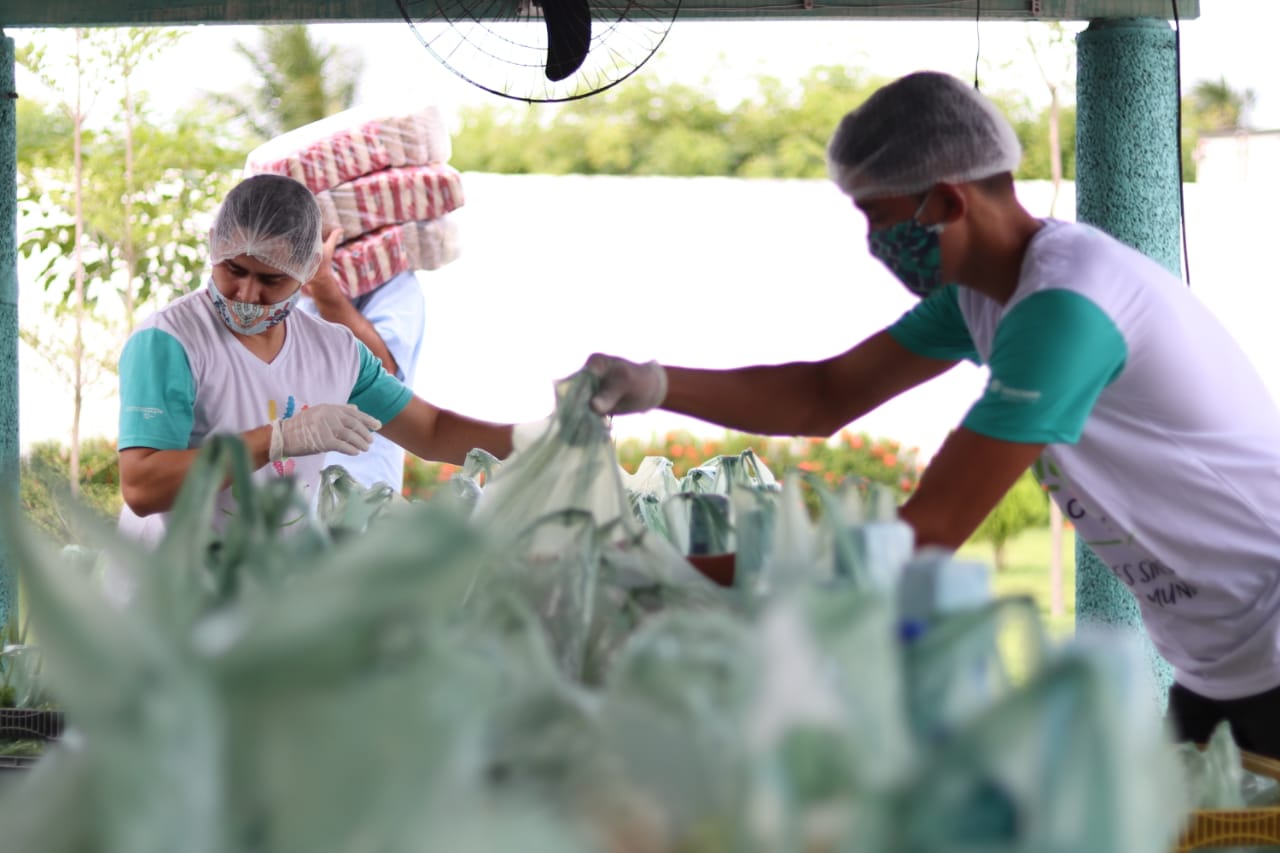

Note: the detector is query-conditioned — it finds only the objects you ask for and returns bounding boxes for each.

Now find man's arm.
[378,396,515,466]
[118,426,274,517]
[119,404,380,516]
[660,330,960,437]
[305,228,399,376]
[899,427,1045,549]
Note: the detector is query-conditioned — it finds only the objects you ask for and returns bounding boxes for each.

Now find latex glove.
[269,403,382,461]
[511,417,553,454]
[583,353,668,416]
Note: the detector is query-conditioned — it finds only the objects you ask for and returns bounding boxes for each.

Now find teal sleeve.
[886,285,981,364]
[348,341,414,423]
[962,289,1127,444]
[117,329,197,451]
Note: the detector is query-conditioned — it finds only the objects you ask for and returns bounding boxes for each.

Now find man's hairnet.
[826,71,1023,202]
[209,174,323,283]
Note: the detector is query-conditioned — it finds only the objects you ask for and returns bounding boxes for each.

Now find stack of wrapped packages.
[244,103,464,298]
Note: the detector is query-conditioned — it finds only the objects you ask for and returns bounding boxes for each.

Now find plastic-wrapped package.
[315,464,404,539]
[661,492,733,557]
[472,372,639,550]
[329,216,461,299]
[1179,722,1246,810]
[469,373,729,682]
[621,456,680,539]
[897,547,992,637]
[900,648,1189,853]
[447,448,502,516]
[830,483,914,591]
[902,596,1047,740]
[314,163,464,237]
[757,472,826,591]
[595,609,760,850]
[745,592,914,852]
[679,448,778,496]
[758,473,904,593]
[244,104,453,195]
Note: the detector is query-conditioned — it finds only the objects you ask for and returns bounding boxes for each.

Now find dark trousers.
[1168,681,1280,760]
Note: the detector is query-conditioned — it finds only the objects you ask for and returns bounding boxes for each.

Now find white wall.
[1196,131,1280,185]
[17,176,1273,464]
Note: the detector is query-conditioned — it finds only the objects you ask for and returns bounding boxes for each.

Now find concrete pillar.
[0,30,17,632]
[1075,17,1178,702]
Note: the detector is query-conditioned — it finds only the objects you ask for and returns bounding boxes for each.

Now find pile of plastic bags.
[0,371,1216,852]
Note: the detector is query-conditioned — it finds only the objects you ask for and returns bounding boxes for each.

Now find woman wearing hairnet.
[583,71,1280,758]
[116,174,534,547]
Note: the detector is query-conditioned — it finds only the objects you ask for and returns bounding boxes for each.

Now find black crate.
[0,754,40,774]
[0,709,64,742]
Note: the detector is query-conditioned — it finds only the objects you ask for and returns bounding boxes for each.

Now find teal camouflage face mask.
[867,194,948,299]
[207,277,300,336]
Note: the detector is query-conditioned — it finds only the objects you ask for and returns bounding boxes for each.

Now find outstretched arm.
[591,329,960,437]
[379,396,515,466]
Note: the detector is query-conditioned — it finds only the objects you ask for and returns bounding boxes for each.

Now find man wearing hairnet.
[582,71,1280,758]
[116,174,535,547]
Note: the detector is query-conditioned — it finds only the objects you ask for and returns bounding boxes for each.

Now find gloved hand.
[269,403,382,462]
[583,353,668,416]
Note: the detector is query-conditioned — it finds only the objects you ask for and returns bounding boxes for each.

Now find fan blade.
[541,0,591,82]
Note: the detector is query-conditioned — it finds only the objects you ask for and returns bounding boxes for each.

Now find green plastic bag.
[622,455,681,540]
[448,447,503,516]
[902,596,1049,741]
[899,647,1189,853]
[595,609,759,849]
[316,463,404,538]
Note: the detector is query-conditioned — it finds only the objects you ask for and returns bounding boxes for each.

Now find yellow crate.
[1176,752,1280,851]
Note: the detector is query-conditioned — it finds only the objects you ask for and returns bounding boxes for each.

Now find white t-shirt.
[297,270,427,491]
[116,286,413,548]
[890,220,1280,700]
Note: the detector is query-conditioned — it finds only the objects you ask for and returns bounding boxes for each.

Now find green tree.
[451,66,885,178]
[971,471,1051,573]
[1188,76,1256,132]
[1179,76,1257,181]
[20,439,122,546]
[214,25,362,140]
[18,28,246,493]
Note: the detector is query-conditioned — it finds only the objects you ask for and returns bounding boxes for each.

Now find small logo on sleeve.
[126,405,165,420]
[987,378,1042,404]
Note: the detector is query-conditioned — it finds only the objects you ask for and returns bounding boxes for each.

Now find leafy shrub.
[971,470,1052,571]
[20,438,122,546]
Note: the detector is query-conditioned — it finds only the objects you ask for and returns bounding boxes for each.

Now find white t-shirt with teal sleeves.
[889,219,1280,701]
[116,286,413,546]
[297,270,427,491]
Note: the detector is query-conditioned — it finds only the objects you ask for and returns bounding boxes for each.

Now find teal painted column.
[0,30,17,632]
[1075,17,1177,703]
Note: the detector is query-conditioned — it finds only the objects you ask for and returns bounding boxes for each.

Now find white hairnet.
[209,174,324,283]
[826,71,1023,202]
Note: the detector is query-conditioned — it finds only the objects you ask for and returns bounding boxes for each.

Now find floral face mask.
[207,277,300,336]
[867,193,949,299]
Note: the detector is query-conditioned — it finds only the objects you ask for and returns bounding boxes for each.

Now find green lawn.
[959,525,1077,640]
